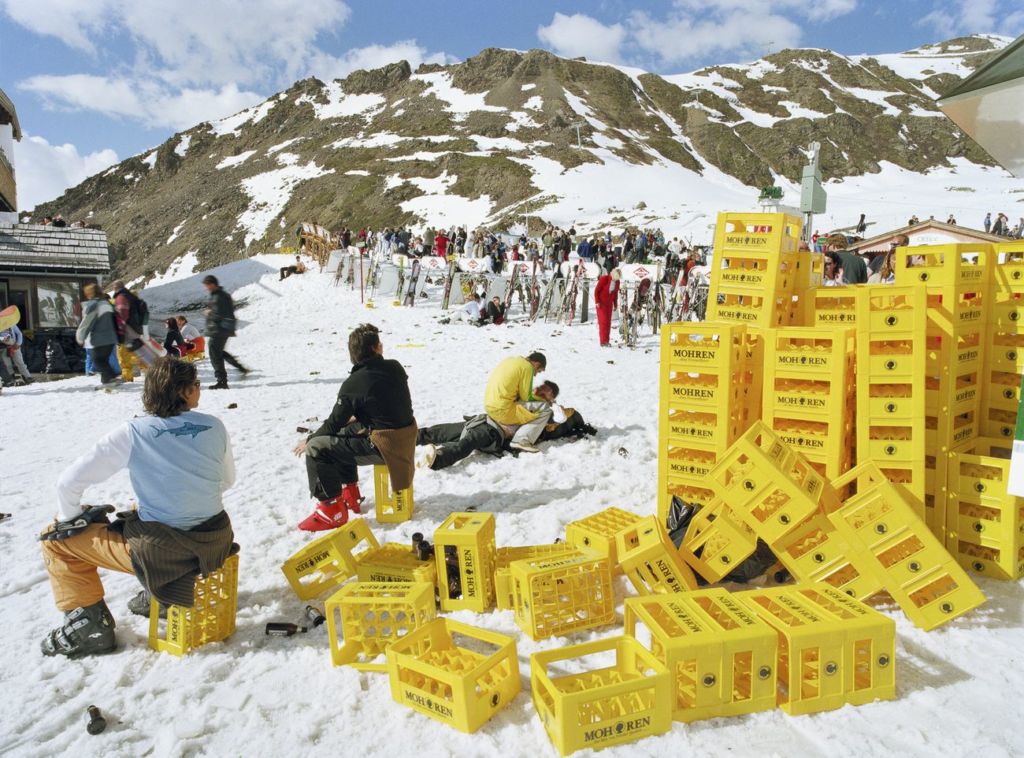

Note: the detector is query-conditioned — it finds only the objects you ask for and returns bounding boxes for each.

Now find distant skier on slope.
[483,351,550,454]
[293,324,417,531]
[38,357,237,658]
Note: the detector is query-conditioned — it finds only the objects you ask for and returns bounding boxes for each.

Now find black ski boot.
[127,590,167,619]
[41,600,116,658]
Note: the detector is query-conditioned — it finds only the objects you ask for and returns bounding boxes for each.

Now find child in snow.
[293,324,417,531]
[38,357,236,658]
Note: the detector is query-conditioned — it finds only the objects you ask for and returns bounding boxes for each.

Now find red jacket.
[434,235,449,257]
[594,275,618,309]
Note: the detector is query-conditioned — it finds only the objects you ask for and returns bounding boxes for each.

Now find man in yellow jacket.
[484,352,550,453]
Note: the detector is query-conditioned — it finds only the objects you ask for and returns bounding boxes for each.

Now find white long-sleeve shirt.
[57,410,235,528]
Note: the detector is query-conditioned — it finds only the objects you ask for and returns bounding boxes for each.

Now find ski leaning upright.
[440,257,459,310]
[403,258,422,306]
[562,258,588,325]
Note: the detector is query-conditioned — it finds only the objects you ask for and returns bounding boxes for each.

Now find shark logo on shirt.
[153,421,212,439]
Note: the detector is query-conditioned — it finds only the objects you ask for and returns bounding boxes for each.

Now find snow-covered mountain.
[34,34,1020,280]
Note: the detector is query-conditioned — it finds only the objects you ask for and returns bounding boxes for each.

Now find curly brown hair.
[143,357,198,417]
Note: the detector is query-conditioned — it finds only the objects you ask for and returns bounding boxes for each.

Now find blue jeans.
[85,347,121,375]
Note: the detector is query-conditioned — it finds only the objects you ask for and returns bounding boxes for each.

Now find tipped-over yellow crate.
[678,497,758,582]
[149,553,238,656]
[624,589,777,723]
[737,584,896,715]
[510,552,615,640]
[434,512,496,612]
[355,542,437,587]
[615,516,697,595]
[326,581,436,670]
[494,544,579,610]
[280,519,378,601]
[386,618,520,733]
[565,506,642,571]
[531,635,671,756]
[831,463,986,630]
[373,464,413,523]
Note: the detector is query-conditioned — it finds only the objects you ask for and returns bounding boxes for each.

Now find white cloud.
[12,134,119,210]
[918,0,1024,38]
[309,40,456,81]
[537,2,859,68]
[19,74,264,131]
[537,12,626,63]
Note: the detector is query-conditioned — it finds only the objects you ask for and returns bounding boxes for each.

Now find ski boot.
[298,494,349,531]
[41,600,116,658]
[339,482,363,515]
[127,590,167,619]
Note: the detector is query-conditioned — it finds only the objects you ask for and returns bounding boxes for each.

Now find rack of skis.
[326,248,710,337]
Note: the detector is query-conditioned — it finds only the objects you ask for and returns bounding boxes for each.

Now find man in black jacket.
[203,275,249,389]
[293,323,417,531]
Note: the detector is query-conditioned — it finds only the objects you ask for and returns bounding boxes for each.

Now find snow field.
[0,257,1021,757]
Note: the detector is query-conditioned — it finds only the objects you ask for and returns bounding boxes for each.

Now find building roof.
[845,219,1004,254]
[0,223,111,273]
[0,88,21,141]
[938,34,1024,177]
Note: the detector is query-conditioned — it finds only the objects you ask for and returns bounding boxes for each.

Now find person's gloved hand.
[38,505,114,542]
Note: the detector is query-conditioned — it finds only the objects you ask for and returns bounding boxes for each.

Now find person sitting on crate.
[293,323,417,531]
[415,381,596,470]
[38,357,237,658]
[483,351,550,454]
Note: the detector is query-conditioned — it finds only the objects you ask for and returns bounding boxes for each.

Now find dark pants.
[280,266,297,280]
[416,422,502,470]
[208,332,245,384]
[305,434,384,500]
[92,344,118,383]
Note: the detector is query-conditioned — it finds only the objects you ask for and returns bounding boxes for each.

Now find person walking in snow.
[38,357,236,658]
[594,268,620,347]
[483,352,550,453]
[203,275,249,390]
[76,283,120,387]
[293,324,417,531]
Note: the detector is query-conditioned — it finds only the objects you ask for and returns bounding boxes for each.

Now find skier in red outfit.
[434,232,449,258]
[594,269,620,347]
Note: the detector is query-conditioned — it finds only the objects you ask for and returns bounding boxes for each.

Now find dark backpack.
[121,291,148,331]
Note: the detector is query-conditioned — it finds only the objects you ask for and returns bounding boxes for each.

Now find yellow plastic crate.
[893,243,992,288]
[373,464,413,523]
[434,512,496,612]
[624,589,777,723]
[764,327,856,381]
[659,480,717,525]
[511,552,615,640]
[659,445,722,522]
[771,515,883,601]
[946,438,1024,580]
[531,636,671,756]
[707,292,798,329]
[710,423,833,545]
[985,370,1022,412]
[712,252,800,295]
[992,242,1024,290]
[565,506,642,570]
[661,322,747,374]
[986,333,1024,372]
[386,619,520,734]
[662,407,748,453]
[280,519,378,601]
[494,544,580,610]
[355,542,437,587]
[149,554,238,657]
[678,498,758,582]
[737,584,896,715]
[812,289,860,328]
[713,211,802,257]
[326,581,436,670]
[616,516,698,595]
[831,463,986,630]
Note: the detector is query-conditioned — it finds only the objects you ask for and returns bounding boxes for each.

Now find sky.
[2,0,1023,211]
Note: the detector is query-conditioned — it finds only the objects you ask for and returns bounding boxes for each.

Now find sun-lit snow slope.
[0,259,1022,757]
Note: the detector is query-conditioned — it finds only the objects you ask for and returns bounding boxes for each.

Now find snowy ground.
[1,255,1022,757]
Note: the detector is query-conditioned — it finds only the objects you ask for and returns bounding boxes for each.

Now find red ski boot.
[340,483,364,515]
[298,495,348,532]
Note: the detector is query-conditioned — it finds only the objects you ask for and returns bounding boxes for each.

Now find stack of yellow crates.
[982,242,1024,440]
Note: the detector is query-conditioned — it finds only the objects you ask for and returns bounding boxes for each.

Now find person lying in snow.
[293,323,417,531]
[38,357,237,658]
[415,380,597,470]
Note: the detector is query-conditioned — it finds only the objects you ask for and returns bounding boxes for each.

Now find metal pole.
[359,247,364,304]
